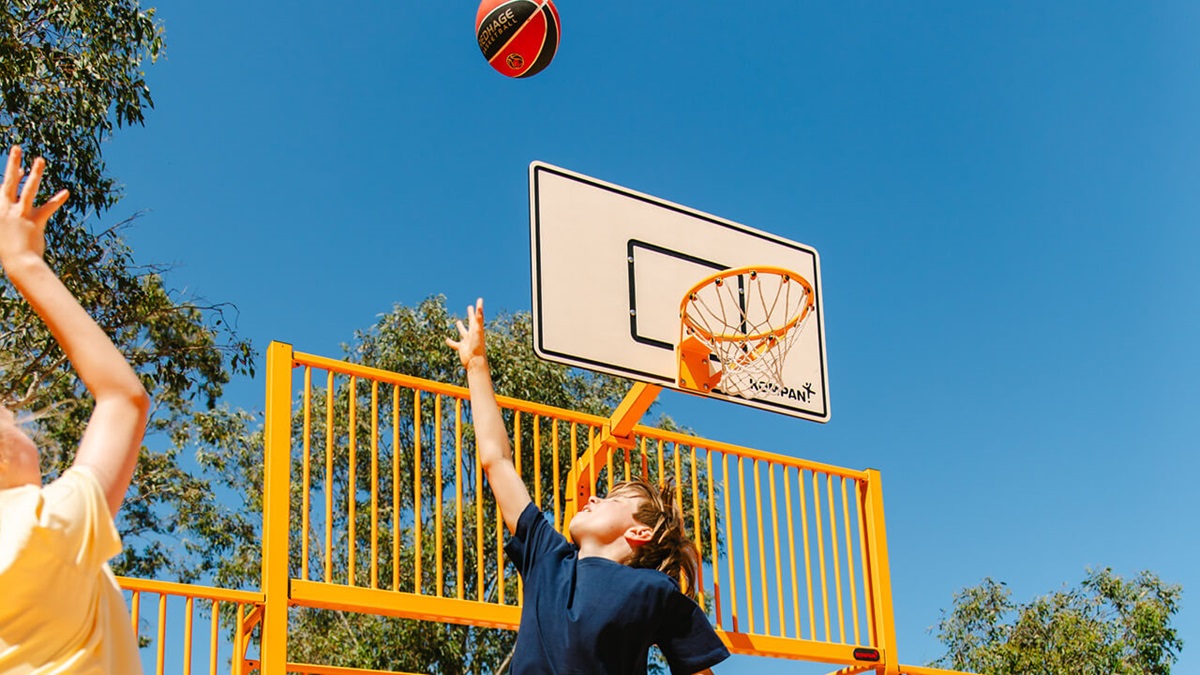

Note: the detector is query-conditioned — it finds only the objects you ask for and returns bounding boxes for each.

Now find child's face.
[568,488,645,545]
[0,404,40,489]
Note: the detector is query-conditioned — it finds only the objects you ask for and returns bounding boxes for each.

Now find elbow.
[100,383,151,418]
[132,387,151,417]
[478,442,511,473]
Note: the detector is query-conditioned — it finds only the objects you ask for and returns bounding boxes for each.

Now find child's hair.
[610,476,701,599]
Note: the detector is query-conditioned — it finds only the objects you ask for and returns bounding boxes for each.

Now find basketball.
[475,0,560,78]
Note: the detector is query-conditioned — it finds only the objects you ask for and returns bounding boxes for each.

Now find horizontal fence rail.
[265,344,898,667]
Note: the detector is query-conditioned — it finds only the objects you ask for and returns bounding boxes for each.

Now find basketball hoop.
[677,266,815,399]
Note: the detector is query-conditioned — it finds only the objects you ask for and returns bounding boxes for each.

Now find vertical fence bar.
[798,469,816,640]
[348,376,358,585]
[234,603,245,675]
[435,395,444,597]
[829,474,845,643]
[156,593,166,674]
[513,411,522,601]
[754,459,770,635]
[784,466,801,639]
[324,370,334,584]
[842,476,861,644]
[769,462,785,636]
[567,423,578,535]
[533,415,542,508]
[301,367,311,581]
[737,455,755,634]
[456,397,465,600]
[813,471,830,641]
[706,449,721,630]
[130,590,139,637]
[476,414,485,602]
[209,600,219,675]
[413,390,423,594]
[606,435,614,493]
[183,596,194,675]
[392,384,400,592]
[723,453,740,632]
[370,381,379,590]
[496,498,506,603]
[690,444,703,607]
[552,420,561,530]
[656,438,665,483]
[672,445,684,513]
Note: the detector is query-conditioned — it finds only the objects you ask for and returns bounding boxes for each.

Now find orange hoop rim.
[679,265,815,343]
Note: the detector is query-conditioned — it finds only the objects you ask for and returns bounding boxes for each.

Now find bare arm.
[446,298,531,534]
[0,147,150,514]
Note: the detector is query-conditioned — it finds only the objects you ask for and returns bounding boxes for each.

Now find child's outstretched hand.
[446,298,487,371]
[0,146,70,265]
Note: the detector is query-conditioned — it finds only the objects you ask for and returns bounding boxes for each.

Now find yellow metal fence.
[259,342,903,672]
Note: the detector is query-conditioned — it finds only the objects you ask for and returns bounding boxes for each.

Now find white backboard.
[530,162,830,422]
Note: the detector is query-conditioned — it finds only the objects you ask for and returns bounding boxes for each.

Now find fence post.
[261,341,295,674]
[862,468,900,675]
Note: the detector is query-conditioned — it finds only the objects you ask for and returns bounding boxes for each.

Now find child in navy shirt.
[448,299,729,674]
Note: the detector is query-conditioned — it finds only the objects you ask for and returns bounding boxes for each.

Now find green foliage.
[933,568,1183,674]
[1,0,161,218]
[1,0,256,582]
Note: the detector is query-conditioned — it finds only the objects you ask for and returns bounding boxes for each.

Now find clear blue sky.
[101,1,1197,672]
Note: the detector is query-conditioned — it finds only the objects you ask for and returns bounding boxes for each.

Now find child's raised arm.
[0,146,150,514]
[446,298,531,534]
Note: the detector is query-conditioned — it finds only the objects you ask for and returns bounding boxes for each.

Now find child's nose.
[587,496,600,505]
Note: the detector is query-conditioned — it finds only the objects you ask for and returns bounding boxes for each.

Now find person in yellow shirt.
[0,146,150,673]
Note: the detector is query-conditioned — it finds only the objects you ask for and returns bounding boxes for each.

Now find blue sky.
[100,1,1197,672]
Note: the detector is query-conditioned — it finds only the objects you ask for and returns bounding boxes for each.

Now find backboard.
[529,162,830,422]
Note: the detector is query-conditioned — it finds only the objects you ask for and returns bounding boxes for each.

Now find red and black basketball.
[475,0,560,78]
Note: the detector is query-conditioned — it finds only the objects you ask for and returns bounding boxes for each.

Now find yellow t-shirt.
[0,466,142,674]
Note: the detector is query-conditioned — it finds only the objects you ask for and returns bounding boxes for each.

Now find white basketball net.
[680,267,815,399]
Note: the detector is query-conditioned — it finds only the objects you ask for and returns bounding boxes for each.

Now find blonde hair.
[610,477,700,599]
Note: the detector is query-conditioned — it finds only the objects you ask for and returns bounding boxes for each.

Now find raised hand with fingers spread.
[0,146,69,264]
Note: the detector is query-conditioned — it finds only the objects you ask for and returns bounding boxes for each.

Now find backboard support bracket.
[677,334,721,394]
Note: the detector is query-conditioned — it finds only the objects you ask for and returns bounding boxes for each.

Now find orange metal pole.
[260,341,294,675]
[863,469,900,675]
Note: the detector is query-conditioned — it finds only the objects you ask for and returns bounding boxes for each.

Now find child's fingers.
[32,189,69,223]
[469,299,485,330]
[19,158,45,209]
[2,147,22,202]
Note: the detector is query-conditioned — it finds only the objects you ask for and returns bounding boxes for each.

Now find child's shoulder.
[613,562,684,594]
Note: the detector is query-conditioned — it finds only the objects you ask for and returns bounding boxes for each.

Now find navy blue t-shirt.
[503,502,730,674]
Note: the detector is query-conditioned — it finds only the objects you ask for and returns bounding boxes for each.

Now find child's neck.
[576,537,633,564]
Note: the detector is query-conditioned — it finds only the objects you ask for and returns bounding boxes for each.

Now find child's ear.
[624,524,653,547]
